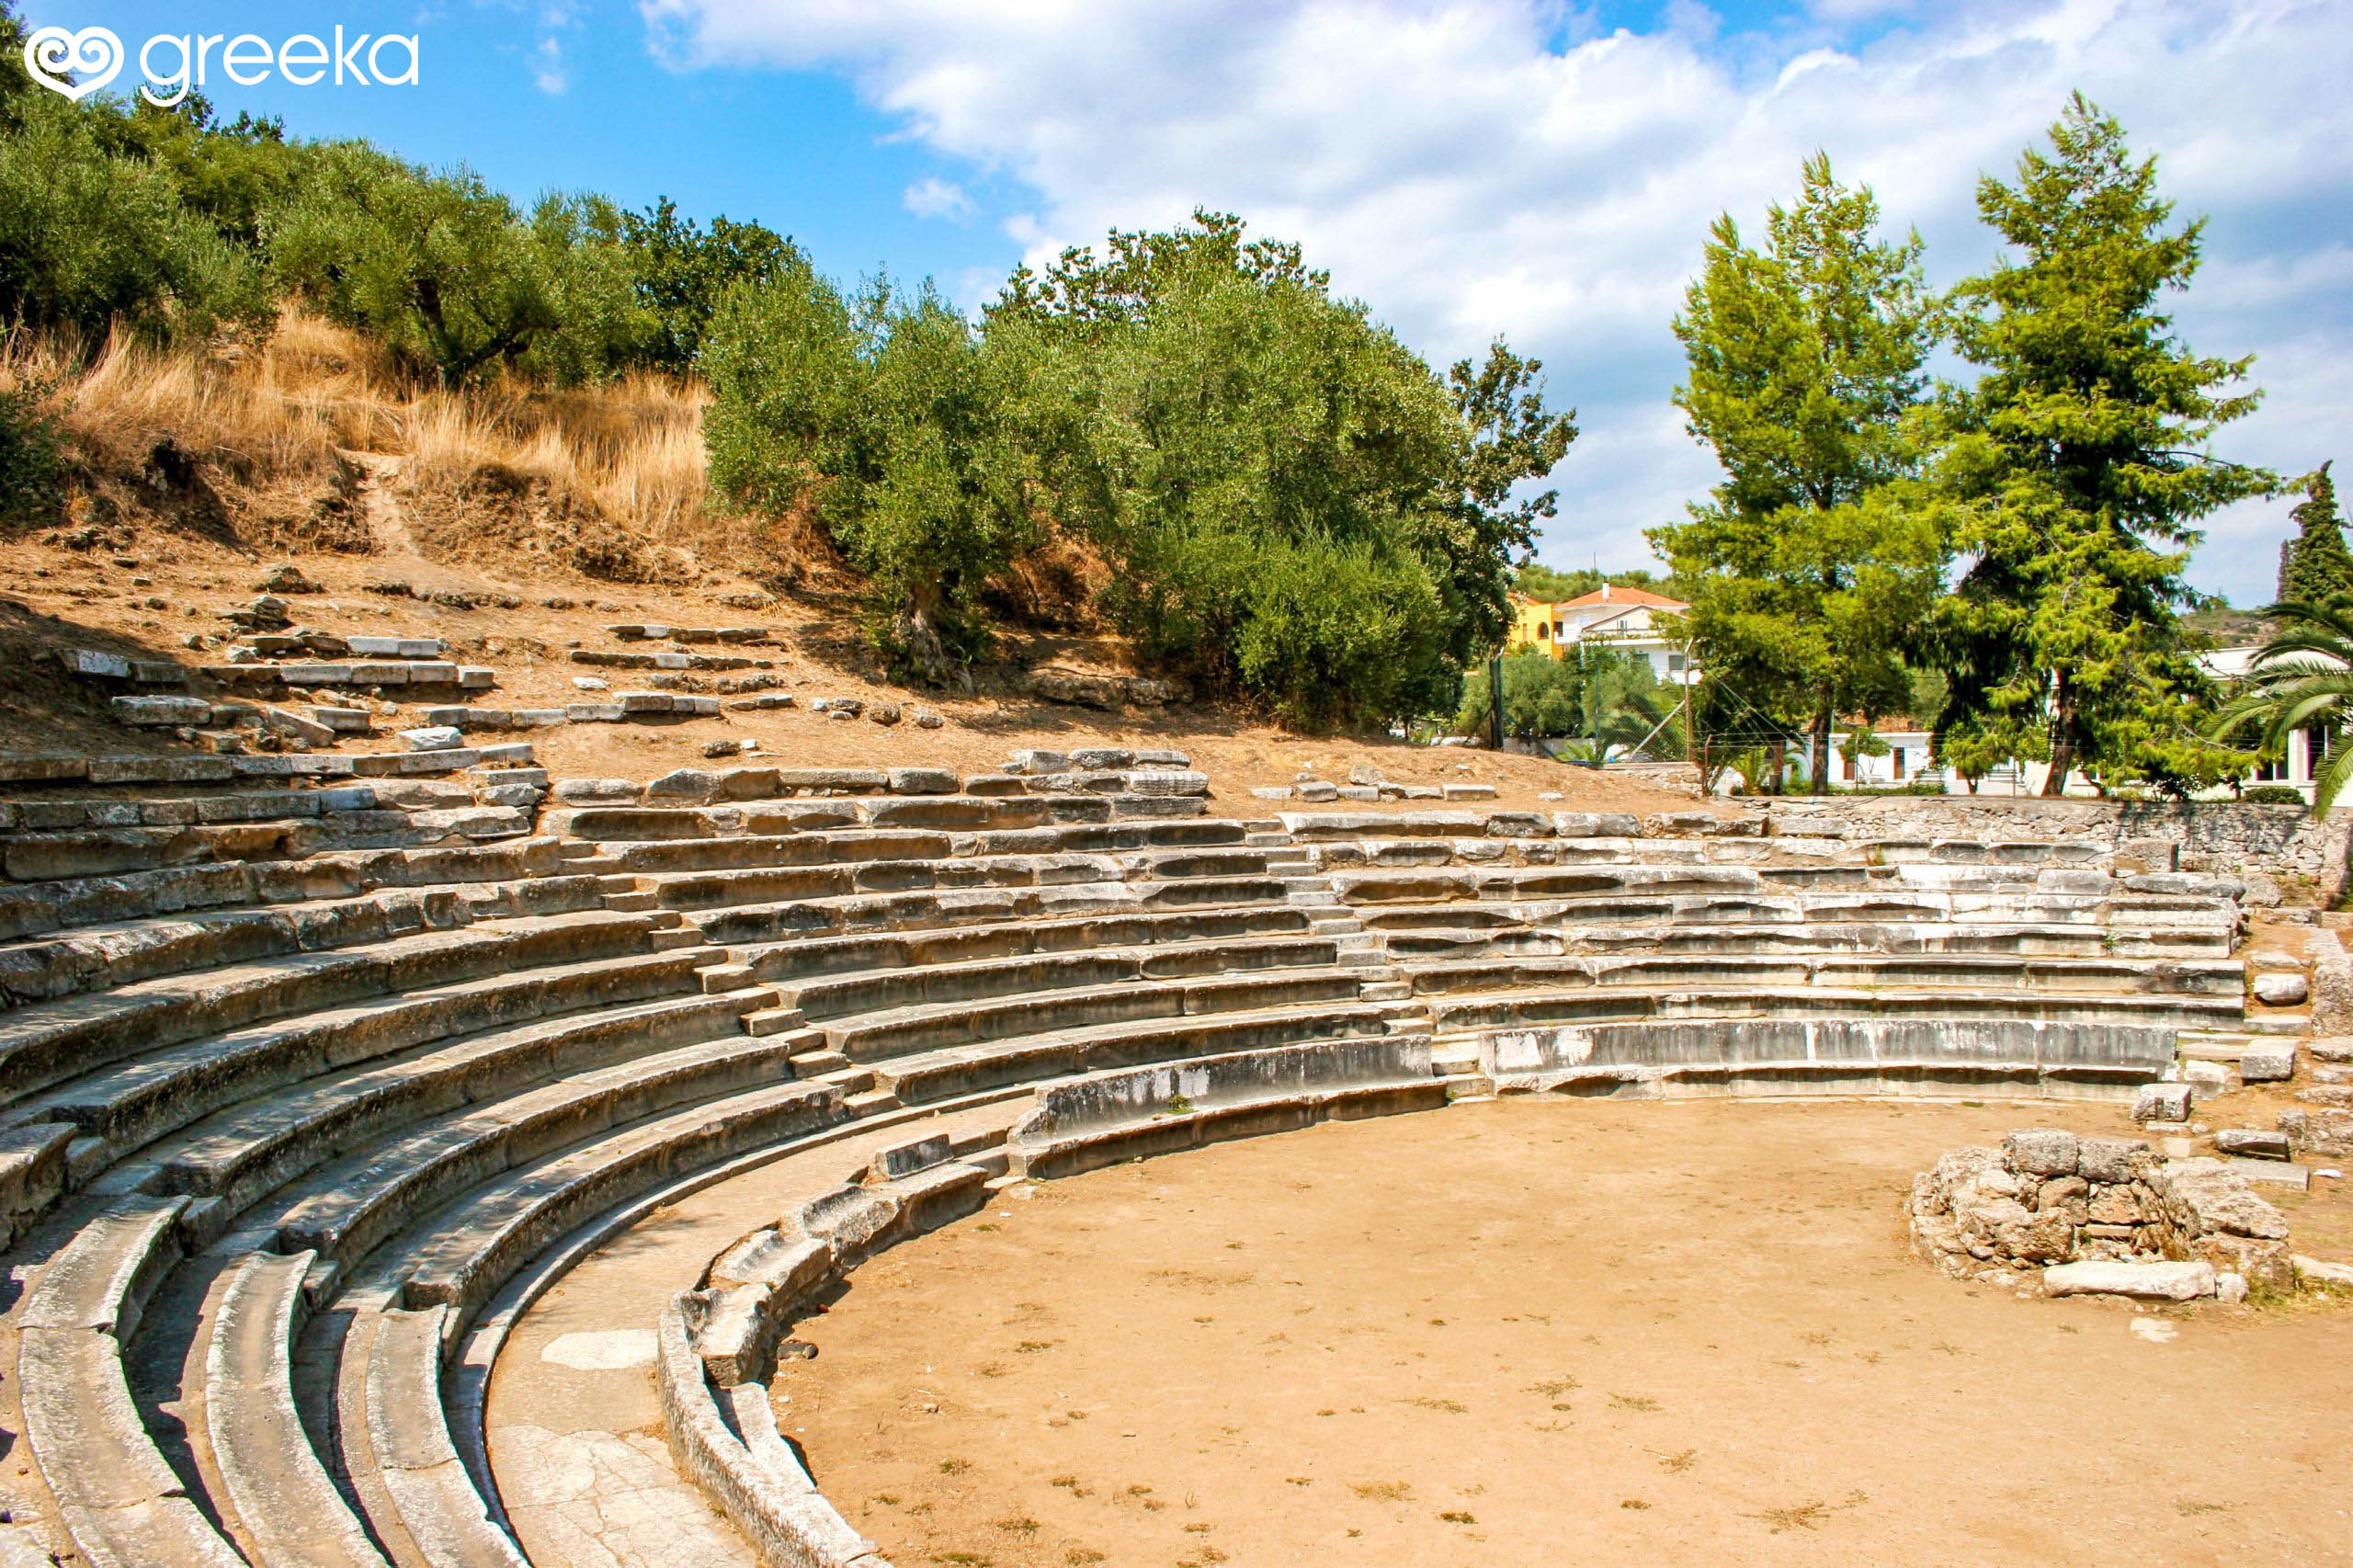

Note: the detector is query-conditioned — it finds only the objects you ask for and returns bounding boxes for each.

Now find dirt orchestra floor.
[784,1096,2353,1568]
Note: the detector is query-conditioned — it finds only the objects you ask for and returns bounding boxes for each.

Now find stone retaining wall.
[1909,1129,2294,1293]
[1745,797,2353,905]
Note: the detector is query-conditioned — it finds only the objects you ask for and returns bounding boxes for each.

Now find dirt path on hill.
[789,1097,2353,1568]
[345,452,418,560]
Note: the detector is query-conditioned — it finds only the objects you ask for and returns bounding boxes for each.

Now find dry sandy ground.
[0,530,1688,811]
[790,1097,2353,1568]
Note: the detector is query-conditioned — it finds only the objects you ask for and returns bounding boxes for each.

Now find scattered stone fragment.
[2182,1060,2231,1096]
[399,726,464,753]
[258,563,321,594]
[646,768,720,801]
[2293,1255,2353,1288]
[63,648,133,679]
[2254,971,2311,1006]
[2004,1128,2080,1178]
[913,708,944,729]
[2213,1129,2291,1160]
[886,767,957,795]
[869,702,902,726]
[2240,1047,2295,1083]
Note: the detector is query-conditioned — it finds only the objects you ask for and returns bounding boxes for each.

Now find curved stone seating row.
[1004,1035,1447,1178]
[656,1037,1452,1567]
[0,775,2268,1567]
[1481,1017,2177,1096]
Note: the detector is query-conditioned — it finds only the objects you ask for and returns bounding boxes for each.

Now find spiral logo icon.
[23,25,124,100]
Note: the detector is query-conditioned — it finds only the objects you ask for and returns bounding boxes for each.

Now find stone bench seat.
[0,884,472,1010]
[671,871,1302,943]
[389,1077,849,1317]
[260,1028,808,1293]
[1348,884,2239,933]
[0,815,494,885]
[870,999,1418,1106]
[953,818,1250,857]
[596,826,954,874]
[731,903,1318,985]
[1007,1080,1444,1181]
[15,1193,245,1567]
[623,849,1132,912]
[1109,845,1279,880]
[203,1248,387,1566]
[1382,918,2234,962]
[1328,864,1768,904]
[1481,1016,2176,1096]
[0,908,663,1110]
[826,966,1379,1062]
[781,934,1347,1023]
[9,942,694,1170]
[1005,1036,1445,1178]
[1424,983,2245,1034]
[358,1301,529,1567]
[1400,950,2245,998]
[151,985,761,1219]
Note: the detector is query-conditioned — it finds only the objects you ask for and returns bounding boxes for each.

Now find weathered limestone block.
[2043,1260,2216,1300]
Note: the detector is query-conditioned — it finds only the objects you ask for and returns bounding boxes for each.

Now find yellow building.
[1504,585,1694,683]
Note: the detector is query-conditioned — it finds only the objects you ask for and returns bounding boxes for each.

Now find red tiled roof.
[1556,585,1687,611]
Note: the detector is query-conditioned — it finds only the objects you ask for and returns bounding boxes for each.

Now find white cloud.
[533,35,567,95]
[903,176,976,221]
[642,0,2353,605]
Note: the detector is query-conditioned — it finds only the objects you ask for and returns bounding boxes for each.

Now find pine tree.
[2279,463,2353,607]
[1928,95,2272,797]
[1651,153,1942,795]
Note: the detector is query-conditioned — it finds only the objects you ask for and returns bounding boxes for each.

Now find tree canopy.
[1927,94,2271,795]
[1652,153,1940,795]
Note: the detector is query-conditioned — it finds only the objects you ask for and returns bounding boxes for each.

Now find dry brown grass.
[0,307,829,582]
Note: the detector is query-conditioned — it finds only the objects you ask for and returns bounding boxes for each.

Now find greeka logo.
[22,23,418,106]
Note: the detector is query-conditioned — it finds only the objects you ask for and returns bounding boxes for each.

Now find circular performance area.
[0,752,2348,1567]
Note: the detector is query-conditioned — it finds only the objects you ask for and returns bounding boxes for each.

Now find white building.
[1506,585,1696,686]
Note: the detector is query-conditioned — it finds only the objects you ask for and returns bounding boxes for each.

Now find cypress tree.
[2280,463,2353,606]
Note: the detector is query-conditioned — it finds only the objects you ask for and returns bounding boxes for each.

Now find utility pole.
[1487,655,1505,753]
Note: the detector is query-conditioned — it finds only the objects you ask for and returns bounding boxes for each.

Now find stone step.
[200,1249,388,1566]
[828,966,1378,1063]
[150,986,758,1220]
[729,903,1318,988]
[0,909,663,1116]
[869,1001,1411,1108]
[17,936,698,1187]
[15,1193,247,1568]
[779,935,1346,1025]
[263,1031,822,1283]
[1424,983,2239,1033]
[388,1078,850,1317]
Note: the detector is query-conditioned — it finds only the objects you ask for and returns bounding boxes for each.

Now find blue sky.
[21,1,2353,608]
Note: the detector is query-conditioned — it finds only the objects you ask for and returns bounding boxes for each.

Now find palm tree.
[2208,595,2353,811]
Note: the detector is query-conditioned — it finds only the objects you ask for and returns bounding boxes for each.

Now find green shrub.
[2241,785,2305,805]
[704,275,1040,679]
[0,97,264,340]
[0,381,63,528]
